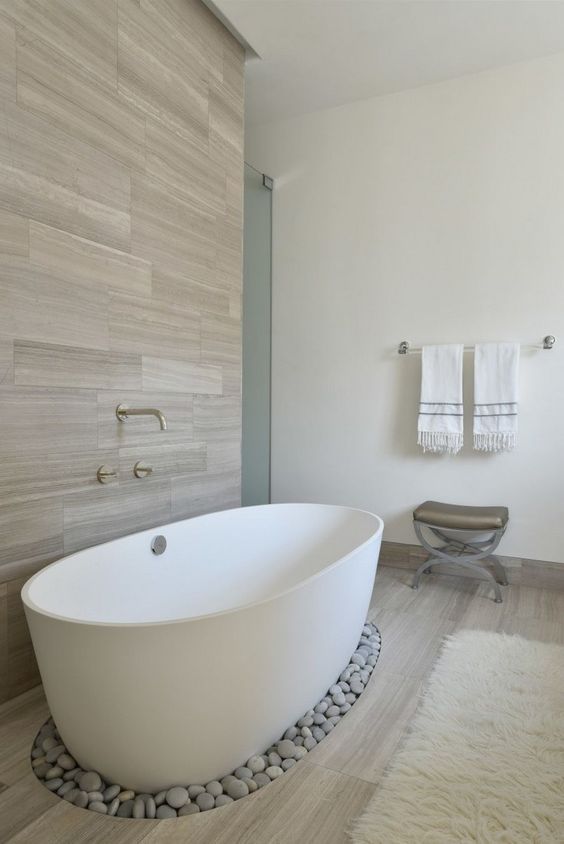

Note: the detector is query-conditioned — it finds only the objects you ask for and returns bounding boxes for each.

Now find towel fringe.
[417,431,463,455]
[473,432,516,453]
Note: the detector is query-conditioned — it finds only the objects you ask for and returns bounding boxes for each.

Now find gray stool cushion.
[413,500,509,531]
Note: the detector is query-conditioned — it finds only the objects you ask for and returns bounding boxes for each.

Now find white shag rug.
[351,630,564,844]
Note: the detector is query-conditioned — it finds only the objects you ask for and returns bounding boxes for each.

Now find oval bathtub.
[22,503,383,792]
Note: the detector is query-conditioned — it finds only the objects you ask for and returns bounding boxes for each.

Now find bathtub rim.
[21,503,383,629]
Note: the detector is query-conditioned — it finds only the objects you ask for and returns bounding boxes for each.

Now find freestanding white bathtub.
[22,503,383,793]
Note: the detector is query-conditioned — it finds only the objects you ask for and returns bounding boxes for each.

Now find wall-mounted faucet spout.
[116,404,168,431]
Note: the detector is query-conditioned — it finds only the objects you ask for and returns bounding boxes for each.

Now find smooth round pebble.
[293,746,307,760]
[312,726,325,742]
[215,794,234,807]
[45,766,64,780]
[156,805,177,819]
[57,754,76,771]
[57,781,75,797]
[265,766,283,780]
[103,784,121,801]
[63,768,80,782]
[340,703,352,714]
[294,736,304,746]
[154,790,167,806]
[206,780,223,797]
[45,746,65,764]
[87,791,104,803]
[332,692,346,706]
[351,653,366,667]
[301,726,312,738]
[329,685,341,696]
[179,803,200,816]
[34,763,51,779]
[145,797,156,819]
[243,778,257,793]
[284,726,298,740]
[345,692,356,703]
[90,801,107,814]
[196,792,215,811]
[326,705,340,718]
[63,788,78,802]
[32,755,47,768]
[313,713,326,725]
[247,755,265,774]
[108,798,120,816]
[322,721,334,734]
[226,779,249,800]
[166,786,189,809]
[45,778,63,792]
[268,752,282,767]
[304,736,317,751]
[253,772,271,788]
[79,772,102,793]
[41,736,59,752]
[132,797,145,819]
[297,716,313,727]
[281,759,296,771]
[314,701,328,714]
[188,785,206,799]
[277,740,296,760]
[117,800,134,818]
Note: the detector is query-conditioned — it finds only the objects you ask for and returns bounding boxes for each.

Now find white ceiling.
[211,0,564,126]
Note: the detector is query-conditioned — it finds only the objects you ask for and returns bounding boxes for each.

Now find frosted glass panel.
[242,164,272,506]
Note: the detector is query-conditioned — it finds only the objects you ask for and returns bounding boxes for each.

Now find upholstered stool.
[412,500,509,603]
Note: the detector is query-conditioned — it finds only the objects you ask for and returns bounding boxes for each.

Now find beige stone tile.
[521,559,564,590]
[209,79,243,171]
[97,390,194,449]
[193,395,241,443]
[0,386,98,458]
[0,448,119,507]
[29,221,151,298]
[145,118,225,214]
[0,766,57,843]
[130,175,216,284]
[142,356,222,394]
[0,210,28,256]
[201,313,241,366]
[152,268,230,318]
[63,480,171,554]
[6,577,41,700]
[118,441,206,481]
[17,35,145,170]
[0,340,13,386]
[370,606,456,678]
[6,0,118,88]
[0,257,110,351]
[0,500,63,584]
[14,341,142,390]
[117,0,209,149]
[109,292,200,361]
[171,468,240,520]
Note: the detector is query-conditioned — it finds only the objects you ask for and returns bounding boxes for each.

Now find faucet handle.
[97,465,117,484]
[134,461,153,479]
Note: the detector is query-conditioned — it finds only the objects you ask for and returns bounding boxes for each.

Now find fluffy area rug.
[350,630,564,843]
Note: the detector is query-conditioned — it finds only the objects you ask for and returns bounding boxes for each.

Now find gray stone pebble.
[79,772,102,793]
[179,802,200,815]
[226,779,249,800]
[196,792,215,811]
[206,780,223,797]
[156,805,177,819]
[166,786,189,809]
[32,621,381,819]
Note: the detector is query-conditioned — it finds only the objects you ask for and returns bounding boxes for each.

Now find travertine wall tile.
[0,0,243,701]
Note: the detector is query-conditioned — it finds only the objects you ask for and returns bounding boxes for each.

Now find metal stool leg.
[489,554,509,586]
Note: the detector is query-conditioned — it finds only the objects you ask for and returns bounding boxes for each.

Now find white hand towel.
[473,342,519,452]
[417,344,464,454]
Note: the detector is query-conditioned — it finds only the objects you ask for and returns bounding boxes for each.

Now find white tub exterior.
[22,503,383,792]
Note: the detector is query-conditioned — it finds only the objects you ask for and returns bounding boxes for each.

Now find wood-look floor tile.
[63,480,171,554]
[0,341,13,386]
[0,769,57,844]
[97,390,194,449]
[17,36,145,171]
[142,357,223,395]
[0,16,15,101]
[0,210,27,256]
[6,577,41,701]
[310,668,422,784]
[141,761,375,844]
[0,585,7,705]
[29,221,151,299]
[15,341,142,390]
[0,682,46,779]
[109,292,200,361]
[369,605,456,678]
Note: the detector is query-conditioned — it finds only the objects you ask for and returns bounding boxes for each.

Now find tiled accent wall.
[0,0,244,702]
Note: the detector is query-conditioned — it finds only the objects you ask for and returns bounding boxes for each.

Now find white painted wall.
[246,53,564,563]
